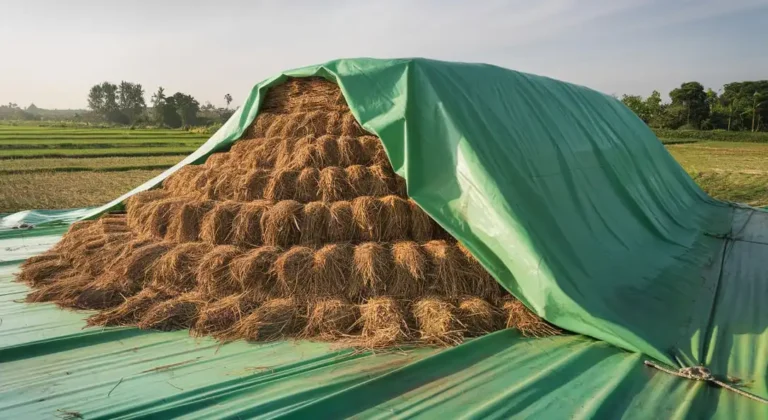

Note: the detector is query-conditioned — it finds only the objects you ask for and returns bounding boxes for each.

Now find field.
[0,125,766,212]
[0,125,206,212]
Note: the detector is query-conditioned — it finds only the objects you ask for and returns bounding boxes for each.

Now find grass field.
[0,125,766,212]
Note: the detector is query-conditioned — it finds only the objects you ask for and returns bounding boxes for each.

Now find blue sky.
[2,0,767,109]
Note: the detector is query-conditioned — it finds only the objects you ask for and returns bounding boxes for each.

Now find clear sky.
[2,0,767,109]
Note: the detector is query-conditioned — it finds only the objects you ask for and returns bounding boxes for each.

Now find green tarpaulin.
[2,58,766,417]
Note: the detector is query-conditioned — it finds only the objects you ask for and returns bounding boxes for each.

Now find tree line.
[621,80,767,132]
[87,81,234,128]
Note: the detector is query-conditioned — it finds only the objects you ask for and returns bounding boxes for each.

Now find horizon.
[2,0,768,109]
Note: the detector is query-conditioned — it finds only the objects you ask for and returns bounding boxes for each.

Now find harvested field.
[17,77,559,348]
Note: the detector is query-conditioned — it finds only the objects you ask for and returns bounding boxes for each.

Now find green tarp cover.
[2,58,767,417]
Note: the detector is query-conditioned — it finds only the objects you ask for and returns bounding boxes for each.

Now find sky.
[1,0,767,109]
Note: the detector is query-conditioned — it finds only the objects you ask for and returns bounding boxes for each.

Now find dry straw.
[412,296,464,346]
[296,168,320,202]
[235,169,271,201]
[200,201,242,245]
[352,196,383,241]
[351,242,392,299]
[193,293,259,338]
[261,200,303,247]
[359,297,411,348]
[502,298,561,337]
[300,202,330,245]
[167,199,215,243]
[232,200,272,247]
[265,169,299,201]
[275,246,314,297]
[231,297,304,342]
[457,296,503,336]
[327,201,354,242]
[303,298,358,339]
[87,289,170,327]
[229,246,282,300]
[390,241,428,297]
[338,136,365,166]
[196,245,243,299]
[150,242,213,294]
[311,243,353,298]
[315,134,340,167]
[319,167,352,202]
[137,293,204,331]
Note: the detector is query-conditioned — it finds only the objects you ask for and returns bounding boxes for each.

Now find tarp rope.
[644,361,768,404]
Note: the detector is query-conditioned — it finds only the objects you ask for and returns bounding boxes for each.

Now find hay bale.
[318,167,352,202]
[150,242,213,293]
[274,136,302,168]
[167,199,215,243]
[341,113,365,136]
[325,112,343,136]
[358,136,383,165]
[235,169,271,201]
[125,189,169,211]
[200,201,242,245]
[250,112,278,138]
[204,152,231,169]
[210,170,244,201]
[327,201,354,242]
[502,298,561,337]
[137,293,203,331]
[229,246,282,300]
[107,241,172,293]
[142,197,188,239]
[17,258,70,286]
[409,200,434,242]
[312,243,353,297]
[26,274,93,304]
[456,242,502,300]
[300,202,330,245]
[303,298,358,339]
[315,134,340,167]
[412,296,464,346]
[279,136,320,170]
[345,165,390,197]
[19,252,61,270]
[261,200,302,248]
[351,242,392,299]
[359,297,411,347]
[86,289,169,327]
[265,169,299,201]
[240,136,283,169]
[457,297,503,337]
[351,196,383,241]
[391,241,428,297]
[193,293,259,338]
[380,196,410,241]
[369,165,397,196]
[422,240,465,297]
[69,281,127,310]
[232,200,272,246]
[274,246,314,297]
[295,168,320,203]
[196,245,243,299]
[231,297,304,341]
[337,136,364,166]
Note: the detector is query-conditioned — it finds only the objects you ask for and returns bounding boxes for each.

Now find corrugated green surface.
[2,58,767,417]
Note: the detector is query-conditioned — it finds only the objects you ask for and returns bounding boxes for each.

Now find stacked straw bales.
[17,77,559,347]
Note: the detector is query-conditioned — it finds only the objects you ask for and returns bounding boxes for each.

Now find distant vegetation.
[621,80,767,132]
[1,80,236,130]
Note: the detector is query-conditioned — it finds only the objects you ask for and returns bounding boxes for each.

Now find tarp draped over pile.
[2,58,767,415]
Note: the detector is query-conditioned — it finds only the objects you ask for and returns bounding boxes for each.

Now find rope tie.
[644,361,768,405]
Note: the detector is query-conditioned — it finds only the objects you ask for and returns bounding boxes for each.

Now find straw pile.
[17,77,559,348]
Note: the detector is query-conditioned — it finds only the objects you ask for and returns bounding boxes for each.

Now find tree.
[87,82,122,123]
[621,94,649,122]
[151,87,166,125]
[170,92,200,127]
[117,81,146,124]
[669,82,709,128]
[224,94,232,109]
